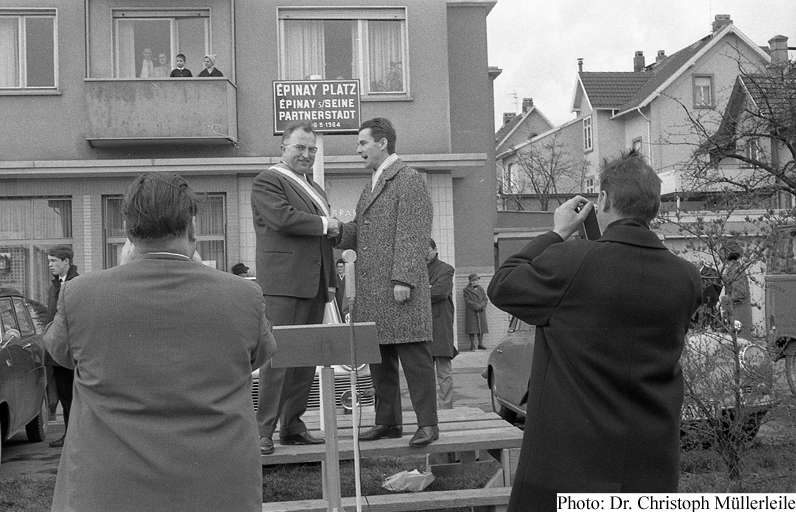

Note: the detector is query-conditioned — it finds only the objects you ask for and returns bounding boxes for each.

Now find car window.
[0,298,19,335]
[13,298,36,336]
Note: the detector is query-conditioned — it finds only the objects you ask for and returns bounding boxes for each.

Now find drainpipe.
[636,107,653,169]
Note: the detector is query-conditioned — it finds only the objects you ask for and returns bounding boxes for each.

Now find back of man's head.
[360,117,396,154]
[123,173,198,241]
[599,150,661,224]
[47,245,73,263]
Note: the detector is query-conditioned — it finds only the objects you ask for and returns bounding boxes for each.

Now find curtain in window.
[34,199,72,238]
[0,200,29,239]
[350,22,360,83]
[0,18,20,87]
[368,21,402,92]
[283,20,324,80]
[116,20,136,78]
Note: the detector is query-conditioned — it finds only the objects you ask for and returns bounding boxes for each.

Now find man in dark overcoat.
[488,151,702,511]
[427,238,457,409]
[251,122,337,454]
[337,117,438,447]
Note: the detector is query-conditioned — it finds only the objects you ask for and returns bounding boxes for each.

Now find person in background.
[251,122,337,455]
[139,47,154,78]
[232,262,250,277]
[45,245,79,448]
[336,117,438,447]
[334,258,348,318]
[426,238,457,410]
[152,53,169,77]
[487,150,702,512]
[198,54,223,77]
[463,273,488,350]
[43,172,274,512]
[170,54,193,77]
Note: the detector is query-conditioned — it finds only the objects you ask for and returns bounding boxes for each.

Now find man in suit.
[45,244,79,448]
[488,151,702,512]
[426,238,457,409]
[334,258,348,318]
[43,172,274,512]
[337,117,438,447]
[251,122,338,455]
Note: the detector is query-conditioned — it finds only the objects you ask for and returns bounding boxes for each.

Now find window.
[584,177,595,194]
[742,138,766,166]
[0,9,57,89]
[278,8,408,96]
[583,116,593,151]
[693,75,713,108]
[112,9,209,78]
[0,198,72,302]
[506,163,520,192]
[103,194,226,270]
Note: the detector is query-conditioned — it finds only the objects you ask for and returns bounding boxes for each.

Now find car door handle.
[496,349,503,354]
[23,343,33,349]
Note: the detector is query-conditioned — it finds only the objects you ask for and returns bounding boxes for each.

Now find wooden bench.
[261,407,520,511]
[261,486,512,512]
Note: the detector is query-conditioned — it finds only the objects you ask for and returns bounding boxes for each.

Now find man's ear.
[599,190,611,212]
[187,216,197,243]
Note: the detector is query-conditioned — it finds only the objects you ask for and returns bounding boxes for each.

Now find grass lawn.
[3,442,796,511]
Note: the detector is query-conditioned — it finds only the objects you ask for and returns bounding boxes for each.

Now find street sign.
[273,79,361,135]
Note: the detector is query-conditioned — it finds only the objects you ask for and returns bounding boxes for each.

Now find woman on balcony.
[199,54,224,77]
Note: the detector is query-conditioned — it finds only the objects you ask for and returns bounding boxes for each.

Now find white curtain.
[368,21,402,92]
[0,18,20,87]
[116,20,136,78]
[283,20,324,79]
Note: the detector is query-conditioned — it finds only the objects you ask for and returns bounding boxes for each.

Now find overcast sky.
[487,0,796,131]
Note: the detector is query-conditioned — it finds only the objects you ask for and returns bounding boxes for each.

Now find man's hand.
[394,284,411,303]
[327,217,340,237]
[553,195,594,240]
[328,286,336,302]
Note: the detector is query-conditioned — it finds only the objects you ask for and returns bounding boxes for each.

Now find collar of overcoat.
[599,218,667,250]
[363,158,404,213]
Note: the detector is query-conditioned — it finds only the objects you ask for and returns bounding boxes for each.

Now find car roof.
[0,288,24,299]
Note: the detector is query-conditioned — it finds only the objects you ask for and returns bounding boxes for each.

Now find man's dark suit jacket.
[251,168,336,298]
[488,219,702,512]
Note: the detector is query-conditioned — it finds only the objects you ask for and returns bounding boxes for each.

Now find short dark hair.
[359,117,396,154]
[123,173,199,241]
[176,53,186,60]
[598,150,661,224]
[47,245,73,263]
[281,122,315,144]
[429,238,436,249]
[336,258,345,265]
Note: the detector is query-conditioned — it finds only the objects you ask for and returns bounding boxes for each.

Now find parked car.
[251,364,375,413]
[0,288,50,467]
[483,316,773,441]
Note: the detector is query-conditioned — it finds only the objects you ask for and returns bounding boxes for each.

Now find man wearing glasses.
[251,122,340,455]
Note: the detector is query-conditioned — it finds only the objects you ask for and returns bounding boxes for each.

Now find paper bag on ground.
[381,469,435,492]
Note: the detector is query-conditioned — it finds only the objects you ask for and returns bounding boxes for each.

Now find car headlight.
[340,364,367,372]
[740,344,767,372]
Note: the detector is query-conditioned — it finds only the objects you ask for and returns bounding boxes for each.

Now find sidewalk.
[452,344,492,375]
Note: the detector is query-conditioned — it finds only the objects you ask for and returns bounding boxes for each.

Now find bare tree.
[500,132,590,211]
[658,57,796,487]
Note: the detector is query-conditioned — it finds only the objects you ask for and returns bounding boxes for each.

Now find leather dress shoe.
[49,436,65,448]
[259,436,274,455]
[280,431,324,445]
[409,425,439,447]
[360,425,402,441]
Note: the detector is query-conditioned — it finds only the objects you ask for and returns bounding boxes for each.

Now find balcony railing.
[84,78,237,147]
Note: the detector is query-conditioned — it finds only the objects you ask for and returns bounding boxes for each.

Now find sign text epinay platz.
[273,79,361,135]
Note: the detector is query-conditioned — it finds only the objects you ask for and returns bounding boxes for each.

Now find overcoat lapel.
[364,160,402,213]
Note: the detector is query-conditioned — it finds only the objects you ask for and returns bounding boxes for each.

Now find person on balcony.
[198,54,223,77]
[152,53,170,77]
[170,54,193,78]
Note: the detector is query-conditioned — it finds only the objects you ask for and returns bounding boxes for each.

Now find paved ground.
[0,344,496,482]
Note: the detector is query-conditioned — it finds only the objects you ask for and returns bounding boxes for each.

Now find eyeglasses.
[284,144,318,155]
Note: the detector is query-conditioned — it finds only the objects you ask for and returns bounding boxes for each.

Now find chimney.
[503,112,517,125]
[656,50,666,64]
[712,14,732,34]
[769,35,789,64]
[522,98,534,113]
[633,51,645,72]
[577,58,583,72]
